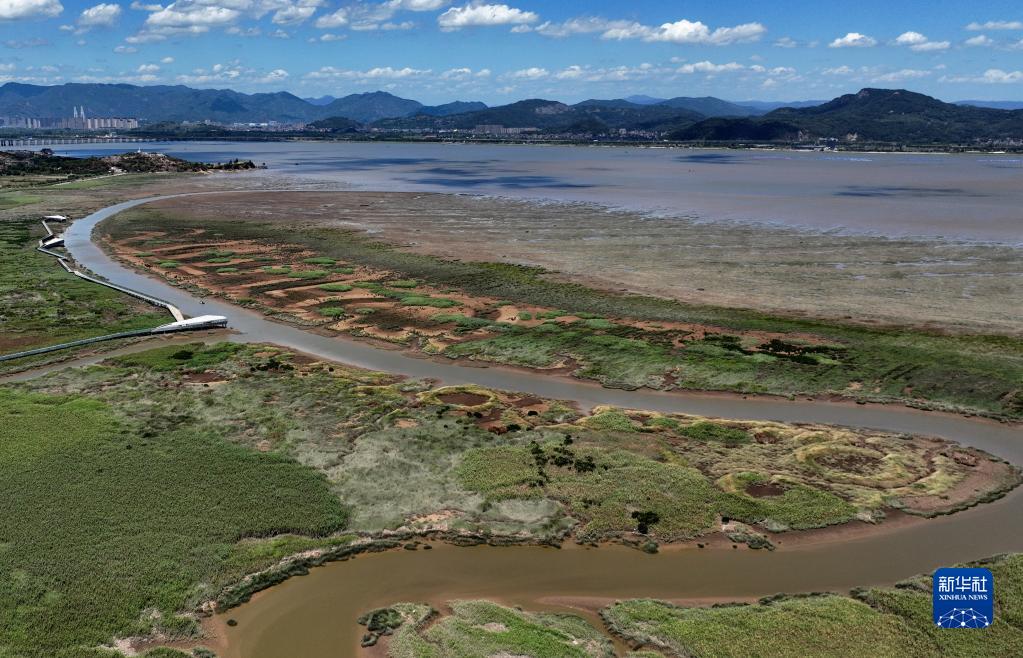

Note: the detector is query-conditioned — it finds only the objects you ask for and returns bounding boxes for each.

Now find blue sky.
[1,0,1022,103]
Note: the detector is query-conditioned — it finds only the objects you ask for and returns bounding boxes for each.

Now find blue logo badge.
[933,567,994,628]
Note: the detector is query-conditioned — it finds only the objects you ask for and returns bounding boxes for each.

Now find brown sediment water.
[62,194,1023,658]
[216,486,1023,658]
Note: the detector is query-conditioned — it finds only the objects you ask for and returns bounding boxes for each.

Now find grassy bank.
[3,341,1018,654]
[0,381,346,657]
[602,553,1023,657]
[383,600,615,657]
[0,216,166,366]
[101,206,1023,420]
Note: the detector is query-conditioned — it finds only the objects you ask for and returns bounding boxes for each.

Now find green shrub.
[399,295,460,308]
[291,269,330,280]
[318,283,353,292]
[681,421,750,446]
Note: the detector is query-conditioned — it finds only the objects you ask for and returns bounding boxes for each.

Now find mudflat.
[118,190,1020,334]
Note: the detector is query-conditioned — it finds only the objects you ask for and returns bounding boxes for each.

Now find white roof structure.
[151,315,229,333]
[44,215,70,221]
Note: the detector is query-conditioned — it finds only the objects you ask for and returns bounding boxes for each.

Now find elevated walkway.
[0,217,228,364]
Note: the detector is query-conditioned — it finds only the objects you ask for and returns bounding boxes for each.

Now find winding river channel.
[62,193,1023,657]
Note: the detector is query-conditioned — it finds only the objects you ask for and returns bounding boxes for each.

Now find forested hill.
[672,88,1023,143]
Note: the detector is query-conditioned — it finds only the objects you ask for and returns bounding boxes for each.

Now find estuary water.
[63,194,1023,658]
[52,141,1023,243]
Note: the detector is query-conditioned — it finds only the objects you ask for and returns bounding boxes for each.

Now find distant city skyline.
[1,1,1022,103]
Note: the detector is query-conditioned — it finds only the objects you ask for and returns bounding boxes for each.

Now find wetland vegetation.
[102,201,1023,420]
[1,341,1017,655]
[602,553,1023,658]
[0,215,166,365]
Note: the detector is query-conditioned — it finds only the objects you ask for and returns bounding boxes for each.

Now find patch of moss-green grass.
[680,421,750,446]
[399,295,460,308]
[0,387,346,658]
[215,267,240,274]
[111,342,243,371]
[0,218,167,363]
[459,441,726,541]
[158,260,180,268]
[318,283,353,292]
[206,257,234,264]
[445,325,680,390]
[602,596,926,658]
[716,473,857,531]
[851,554,1023,656]
[431,313,493,331]
[604,554,1023,658]
[260,266,292,275]
[317,306,346,318]
[290,269,331,280]
[387,279,419,288]
[390,599,614,658]
[303,257,336,265]
[0,191,42,209]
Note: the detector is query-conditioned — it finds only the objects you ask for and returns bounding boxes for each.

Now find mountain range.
[0,82,823,125]
[1,82,1022,143]
[673,88,1023,143]
[0,84,478,124]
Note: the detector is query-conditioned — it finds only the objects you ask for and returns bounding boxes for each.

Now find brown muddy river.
[219,486,1023,658]
[63,195,1023,658]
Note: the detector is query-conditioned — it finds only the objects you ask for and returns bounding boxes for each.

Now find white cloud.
[676,60,745,74]
[113,44,138,53]
[533,16,636,38]
[942,68,1023,84]
[160,55,174,62]
[137,63,160,73]
[130,1,162,10]
[388,0,447,10]
[314,7,347,28]
[894,31,949,52]
[894,31,927,46]
[254,68,288,83]
[600,18,766,45]
[507,66,548,79]
[773,36,797,48]
[870,68,930,82]
[0,0,63,20]
[146,4,239,29]
[438,3,538,30]
[226,25,260,36]
[439,66,490,79]
[652,20,765,45]
[272,0,322,26]
[979,68,1023,83]
[964,34,994,47]
[312,32,345,41]
[304,65,431,79]
[911,40,949,52]
[966,21,1023,31]
[3,36,49,47]
[829,32,876,48]
[77,3,121,29]
[824,65,854,75]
